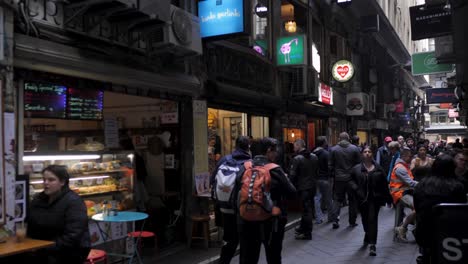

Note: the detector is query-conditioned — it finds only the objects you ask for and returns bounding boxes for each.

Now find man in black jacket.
[329,132,361,229]
[289,139,318,240]
[313,136,333,224]
[237,137,296,264]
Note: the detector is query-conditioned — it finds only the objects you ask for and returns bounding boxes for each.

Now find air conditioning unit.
[146,5,202,57]
[287,67,319,98]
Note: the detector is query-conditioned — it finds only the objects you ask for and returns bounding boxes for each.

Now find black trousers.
[219,213,239,264]
[239,217,287,264]
[331,180,358,224]
[298,189,315,234]
[359,200,381,244]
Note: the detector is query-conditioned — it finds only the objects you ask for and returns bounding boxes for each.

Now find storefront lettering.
[24,104,46,111]
[27,0,63,27]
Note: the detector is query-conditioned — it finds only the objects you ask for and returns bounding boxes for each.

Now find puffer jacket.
[28,187,90,261]
[349,162,393,206]
[289,149,318,191]
[329,140,361,182]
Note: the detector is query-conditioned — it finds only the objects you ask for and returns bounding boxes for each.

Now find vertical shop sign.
[276,35,306,66]
[346,93,365,116]
[192,100,210,197]
[412,51,454,75]
[104,117,119,149]
[318,83,333,105]
[332,60,355,82]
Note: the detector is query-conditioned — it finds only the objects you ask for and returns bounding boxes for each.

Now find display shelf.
[78,188,129,197]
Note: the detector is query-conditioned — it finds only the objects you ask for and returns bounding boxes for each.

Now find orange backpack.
[239,161,279,221]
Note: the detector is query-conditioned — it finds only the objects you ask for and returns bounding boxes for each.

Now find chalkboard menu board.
[67,88,104,120]
[24,82,67,118]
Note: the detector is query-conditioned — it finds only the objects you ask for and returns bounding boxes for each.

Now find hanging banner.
[332,60,355,82]
[192,100,209,197]
[426,88,457,104]
[412,51,454,75]
[410,4,452,41]
[318,83,333,105]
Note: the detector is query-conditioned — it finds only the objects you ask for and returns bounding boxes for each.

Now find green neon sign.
[277,35,305,66]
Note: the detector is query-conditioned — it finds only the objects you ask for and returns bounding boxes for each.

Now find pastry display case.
[23,151,135,216]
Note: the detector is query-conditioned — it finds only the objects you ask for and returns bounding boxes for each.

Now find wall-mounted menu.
[67,88,104,120]
[24,82,67,118]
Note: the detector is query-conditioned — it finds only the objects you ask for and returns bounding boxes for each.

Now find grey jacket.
[329,140,361,182]
[394,158,418,188]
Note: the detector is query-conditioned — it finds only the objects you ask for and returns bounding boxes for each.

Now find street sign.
[412,51,454,75]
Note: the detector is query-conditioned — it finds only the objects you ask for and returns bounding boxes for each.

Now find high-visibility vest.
[389,162,414,204]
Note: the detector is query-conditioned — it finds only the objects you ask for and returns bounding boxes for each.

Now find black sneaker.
[349,223,358,227]
[295,226,304,234]
[369,245,376,256]
[295,233,312,240]
[332,221,340,229]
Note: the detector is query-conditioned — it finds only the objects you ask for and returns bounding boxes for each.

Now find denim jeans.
[314,179,333,222]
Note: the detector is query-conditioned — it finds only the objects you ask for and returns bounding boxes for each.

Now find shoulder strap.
[244,161,253,170]
[263,163,280,171]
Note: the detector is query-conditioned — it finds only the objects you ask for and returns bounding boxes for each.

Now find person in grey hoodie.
[329,132,361,229]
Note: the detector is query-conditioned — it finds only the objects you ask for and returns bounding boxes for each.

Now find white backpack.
[214,156,245,214]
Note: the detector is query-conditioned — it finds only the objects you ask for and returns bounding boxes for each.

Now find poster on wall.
[276,35,306,66]
[14,181,26,222]
[198,0,246,38]
[195,172,211,197]
[4,112,15,228]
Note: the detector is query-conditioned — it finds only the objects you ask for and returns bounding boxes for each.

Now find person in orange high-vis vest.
[390,148,418,242]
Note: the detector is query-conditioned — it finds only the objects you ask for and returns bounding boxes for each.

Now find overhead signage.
[410,4,452,41]
[337,0,352,6]
[412,51,454,76]
[24,82,67,119]
[276,35,305,66]
[395,100,404,113]
[67,88,104,120]
[255,3,268,18]
[253,39,267,56]
[318,83,333,105]
[198,0,245,38]
[397,113,411,122]
[426,88,457,104]
[332,60,355,82]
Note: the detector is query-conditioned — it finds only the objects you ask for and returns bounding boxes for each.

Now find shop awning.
[14,34,200,96]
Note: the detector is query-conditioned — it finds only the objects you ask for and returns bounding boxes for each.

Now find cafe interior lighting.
[30,175,110,184]
[291,130,295,138]
[23,154,101,161]
[285,20,297,33]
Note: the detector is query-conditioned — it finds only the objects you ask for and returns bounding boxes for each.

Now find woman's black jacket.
[349,162,393,206]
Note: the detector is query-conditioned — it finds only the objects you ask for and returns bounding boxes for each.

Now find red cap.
[384,136,392,142]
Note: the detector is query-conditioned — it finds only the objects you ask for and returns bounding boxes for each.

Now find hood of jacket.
[232,149,251,161]
[395,158,409,167]
[338,140,351,148]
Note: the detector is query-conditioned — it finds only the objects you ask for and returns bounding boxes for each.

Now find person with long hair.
[410,145,434,181]
[27,165,90,264]
[349,146,392,256]
[414,154,467,263]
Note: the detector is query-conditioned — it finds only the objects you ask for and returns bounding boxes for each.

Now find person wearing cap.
[376,136,393,175]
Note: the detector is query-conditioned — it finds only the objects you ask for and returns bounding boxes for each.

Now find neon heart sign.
[332,60,355,82]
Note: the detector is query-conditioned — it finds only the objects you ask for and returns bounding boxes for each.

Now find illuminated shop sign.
[276,35,306,66]
[255,3,268,18]
[332,60,355,82]
[198,0,245,38]
[318,83,333,105]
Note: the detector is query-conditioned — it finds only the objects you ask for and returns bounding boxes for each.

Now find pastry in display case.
[23,151,135,216]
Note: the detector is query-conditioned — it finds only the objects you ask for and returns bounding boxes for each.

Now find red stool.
[127,231,156,254]
[84,249,107,264]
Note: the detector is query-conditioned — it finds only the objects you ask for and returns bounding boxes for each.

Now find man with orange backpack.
[236,137,296,264]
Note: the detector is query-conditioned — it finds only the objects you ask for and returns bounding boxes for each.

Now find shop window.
[281,1,306,35]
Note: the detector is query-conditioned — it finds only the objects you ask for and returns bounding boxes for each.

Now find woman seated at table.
[27,165,90,264]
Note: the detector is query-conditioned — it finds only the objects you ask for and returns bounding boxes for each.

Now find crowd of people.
[211,133,468,264]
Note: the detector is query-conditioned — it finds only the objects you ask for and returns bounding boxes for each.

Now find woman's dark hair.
[361,146,372,154]
[431,154,456,178]
[42,165,70,186]
[258,137,278,155]
[417,145,427,152]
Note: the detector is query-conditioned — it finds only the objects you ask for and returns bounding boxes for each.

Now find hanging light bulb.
[291,130,295,138]
[285,20,297,33]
